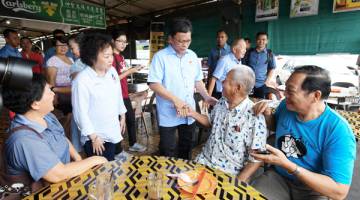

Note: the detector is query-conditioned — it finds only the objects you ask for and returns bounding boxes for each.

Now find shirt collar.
[229,52,241,64]
[87,66,110,78]
[13,114,46,133]
[222,43,230,51]
[5,44,18,52]
[167,45,189,56]
[223,97,251,113]
[256,48,268,53]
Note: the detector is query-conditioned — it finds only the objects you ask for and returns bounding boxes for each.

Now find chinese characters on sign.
[0,0,106,28]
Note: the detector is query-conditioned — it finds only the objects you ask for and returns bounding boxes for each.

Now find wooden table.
[25,156,267,200]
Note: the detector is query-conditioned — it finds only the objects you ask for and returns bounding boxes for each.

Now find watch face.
[278,134,307,158]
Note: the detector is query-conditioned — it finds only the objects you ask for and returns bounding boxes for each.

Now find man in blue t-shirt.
[243,32,276,99]
[251,65,356,200]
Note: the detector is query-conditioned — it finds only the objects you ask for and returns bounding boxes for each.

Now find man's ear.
[313,90,322,102]
[31,101,40,111]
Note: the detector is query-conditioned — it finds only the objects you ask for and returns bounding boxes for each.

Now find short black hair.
[20,37,31,43]
[216,29,227,37]
[244,37,251,42]
[52,36,68,46]
[3,29,17,38]
[68,33,84,44]
[169,17,192,37]
[256,32,268,39]
[293,65,331,99]
[2,73,47,114]
[80,32,113,67]
[53,29,65,37]
[111,29,127,40]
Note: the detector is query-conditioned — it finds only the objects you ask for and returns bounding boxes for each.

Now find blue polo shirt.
[148,45,203,127]
[212,52,242,92]
[207,43,231,73]
[0,44,22,58]
[246,48,276,88]
[5,113,70,181]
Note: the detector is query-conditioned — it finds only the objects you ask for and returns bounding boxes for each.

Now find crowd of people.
[0,17,357,200]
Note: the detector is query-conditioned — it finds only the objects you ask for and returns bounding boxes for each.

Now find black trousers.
[252,85,269,99]
[159,123,196,160]
[84,141,119,161]
[123,98,137,146]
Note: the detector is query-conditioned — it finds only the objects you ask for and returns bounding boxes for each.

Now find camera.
[0,57,34,111]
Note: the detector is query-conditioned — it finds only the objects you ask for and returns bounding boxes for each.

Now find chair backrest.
[130,90,149,118]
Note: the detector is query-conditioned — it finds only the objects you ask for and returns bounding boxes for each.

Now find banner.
[333,0,360,13]
[0,0,106,28]
[290,0,319,18]
[255,0,279,22]
[149,22,165,62]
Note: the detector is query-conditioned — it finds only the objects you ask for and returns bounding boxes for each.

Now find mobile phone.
[256,150,270,155]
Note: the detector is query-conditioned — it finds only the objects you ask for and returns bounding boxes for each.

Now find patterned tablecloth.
[337,110,360,140]
[25,156,267,200]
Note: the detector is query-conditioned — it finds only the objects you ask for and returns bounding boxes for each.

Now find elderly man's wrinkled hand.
[253,101,272,116]
[250,144,288,167]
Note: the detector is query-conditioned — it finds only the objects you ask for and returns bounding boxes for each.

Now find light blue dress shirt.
[212,52,242,92]
[0,44,22,58]
[207,43,231,72]
[148,45,203,127]
[5,113,70,181]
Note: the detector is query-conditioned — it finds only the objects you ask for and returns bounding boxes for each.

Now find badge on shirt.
[111,74,116,82]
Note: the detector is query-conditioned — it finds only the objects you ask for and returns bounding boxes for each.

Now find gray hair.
[231,38,246,49]
[230,66,255,94]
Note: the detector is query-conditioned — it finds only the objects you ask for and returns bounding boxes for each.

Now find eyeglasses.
[115,40,128,45]
[173,38,191,45]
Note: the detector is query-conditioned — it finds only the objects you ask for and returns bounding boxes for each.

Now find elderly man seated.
[187,67,268,182]
[252,65,356,200]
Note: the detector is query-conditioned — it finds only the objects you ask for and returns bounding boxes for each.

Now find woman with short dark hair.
[72,32,127,161]
[2,73,107,187]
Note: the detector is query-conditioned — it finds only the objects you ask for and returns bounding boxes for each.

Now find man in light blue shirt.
[148,18,217,159]
[207,38,247,99]
[0,29,22,58]
[207,30,231,87]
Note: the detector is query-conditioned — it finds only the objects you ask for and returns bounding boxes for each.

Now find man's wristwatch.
[288,165,300,176]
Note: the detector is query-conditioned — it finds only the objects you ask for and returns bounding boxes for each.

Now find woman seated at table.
[186,67,268,182]
[72,32,127,161]
[2,74,107,186]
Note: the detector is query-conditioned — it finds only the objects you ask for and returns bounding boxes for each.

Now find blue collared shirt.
[148,45,203,127]
[70,58,88,75]
[246,48,276,88]
[0,44,22,58]
[212,53,242,92]
[207,43,231,72]
[5,113,70,181]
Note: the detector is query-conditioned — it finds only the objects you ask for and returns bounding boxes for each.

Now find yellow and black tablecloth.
[25,156,267,200]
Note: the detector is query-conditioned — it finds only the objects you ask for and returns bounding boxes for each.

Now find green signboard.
[0,0,106,28]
